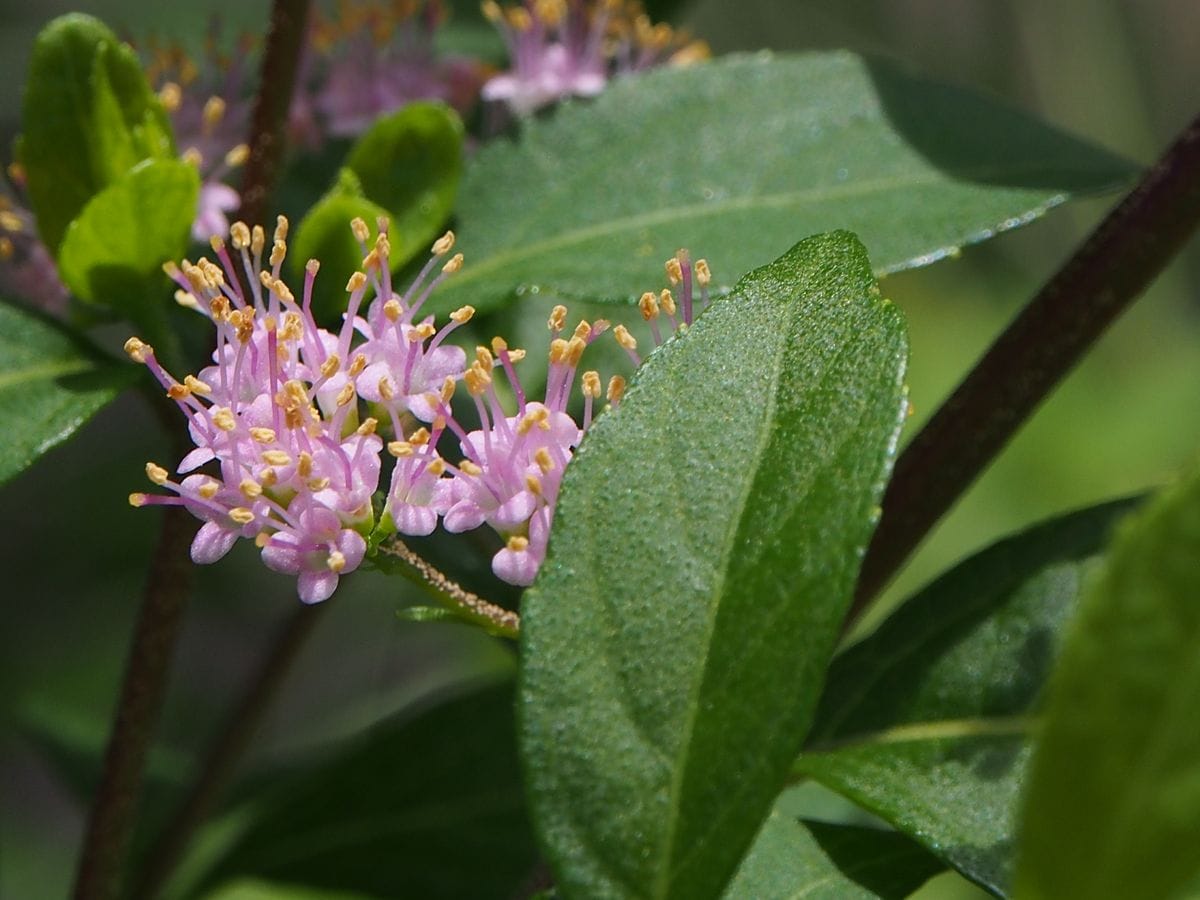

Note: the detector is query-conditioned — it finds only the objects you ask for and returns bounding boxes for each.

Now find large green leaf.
[20,13,174,255]
[57,159,199,341]
[1013,473,1200,900]
[0,302,134,486]
[197,679,538,900]
[436,52,1132,313]
[795,498,1140,896]
[520,232,910,899]
[725,813,944,899]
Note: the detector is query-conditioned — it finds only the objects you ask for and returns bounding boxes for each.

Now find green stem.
[848,108,1200,628]
[131,602,328,900]
[71,506,193,900]
[236,0,312,227]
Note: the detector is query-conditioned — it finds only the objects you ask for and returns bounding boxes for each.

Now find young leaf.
[795,498,1140,896]
[57,159,199,333]
[725,812,944,899]
[436,52,1133,313]
[20,13,174,255]
[0,303,134,486]
[1013,472,1200,900]
[196,679,538,900]
[520,232,910,899]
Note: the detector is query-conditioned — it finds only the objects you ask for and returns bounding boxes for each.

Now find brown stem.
[131,602,328,900]
[236,0,312,227]
[71,505,193,900]
[848,108,1200,627]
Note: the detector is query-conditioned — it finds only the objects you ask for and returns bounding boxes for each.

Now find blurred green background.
[2,1,1198,897]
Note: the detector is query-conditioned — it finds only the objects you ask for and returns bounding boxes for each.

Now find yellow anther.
[613,324,638,351]
[255,532,271,548]
[362,248,380,271]
[451,305,475,324]
[327,550,347,573]
[184,374,213,396]
[319,354,340,378]
[231,221,251,249]
[198,480,221,499]
[659,289,676,316]
[259,468,278,488]
[346,271,367,292]
[128,492,148,507]
[211,407,235,431]
[349,353,368,376]
[145,462,169,485]
[548,338,569,365]
[0,237,12,261]
[442,252,464,275]
[307,476,330,491]
[582,370,601,399]
[263,314,278,334]
[298,451,314,478]
[481,0,502,21]
[388,441,414,457]
[124,337,151,363]
[250,427,277,444]
[463,365,489,397]
[280,312,304,341]
[306,258,320,276]
[441,376,457,402]
[229,507,256,525]
[251,225,265,256]
[378,376,396,401]
[274,215,289,244]
[508,7,532,30]
[534,447,554,472]
[162,260,180,278]
[357,417,378,436]
[350,217,370,242]
[202,96,226,132]
[375,232,391,260]
[0,211,21,233]
[572,320,592,342]
[548,305,567,332]
[566,336,586,366]
[607,375,627,404]
[491,335,509,354]
[431,230,455,255]
[376,214,390,233]
[167,383,191,401]
[640,291,660,320]
[181,147,203,167]
[695,259,711,285]
[240,478,263,499]
[665,257,683,285]
[158,81,181,112]
[270,239,287,268]
[460,460,482,476]
[225,143,249,167]
[336,383,356,406]
[475,346,494,371]
[209,296,230,320]
[508,348,527,363]
[409,427,431,446]
[383,298,403,321]
[507,535,530,552]
[518,406,550,434]
[526,474,543,496]
[262,450,292,466]
[427,458,447,477]
[409,322,436,342]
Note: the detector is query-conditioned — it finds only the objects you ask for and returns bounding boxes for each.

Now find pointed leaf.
[725,813,944,900]
[1014,472,1200,900]
[437,52,1133,313]
[520,232,910,899]
[20,13,174,254]
[0,302,134,485]
[795,498,1140,896]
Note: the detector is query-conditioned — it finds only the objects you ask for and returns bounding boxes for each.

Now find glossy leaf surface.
[796,498,1140,896]
[1014,474,1200,900]
[437,52,1132,313]
[520,232,910,899]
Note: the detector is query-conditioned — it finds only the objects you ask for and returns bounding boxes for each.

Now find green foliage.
[725,812,944,899]
[1013,472,1200,900]
[19,13,174,255]
[519,232,909,899]
[796,498,1140,896]
[292,104,463,319]
[197,679,538,900]
[0,302,134,486]
[435,52,1133,314]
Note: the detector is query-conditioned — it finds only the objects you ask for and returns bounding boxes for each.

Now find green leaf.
[198,679,538,900]
[795,498,1141,896]
[201,878,380,900]
[20,13,174,255]
[1013,472,1200,900]
[57,159,199,335]
[519,232,910,900]
[437,52,1133,314]
[0,303,134,486]
[725,813,944,899]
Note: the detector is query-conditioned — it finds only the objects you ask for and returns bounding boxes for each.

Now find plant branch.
[236,0,312,227]
[131,601,328,900]
[71,507,193,900]
[849,109,1200,626]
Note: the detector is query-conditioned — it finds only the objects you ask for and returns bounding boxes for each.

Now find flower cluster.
[130,214,710,602]
[481,0,709,116]
[0,173,68,316]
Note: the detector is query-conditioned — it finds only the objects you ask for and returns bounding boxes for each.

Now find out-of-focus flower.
[481,0,709,116]
[309,0,487,137]
[0,168,69,316]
